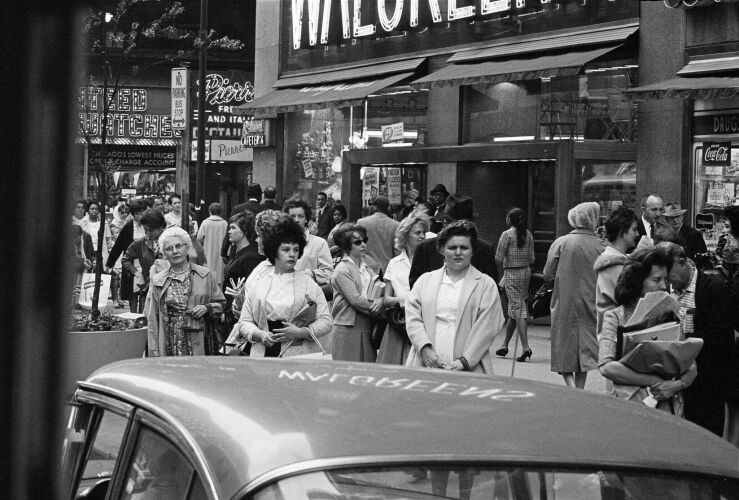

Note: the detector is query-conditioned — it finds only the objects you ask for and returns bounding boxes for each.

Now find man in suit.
[636,192,665,239]
[409,194,498,289]
[231,184,262,218]
[315,191,334,239]
[661,242,734,436]
[357,196,399,272]
[663,201,707,260]
[260,186,278,212]
[428,183,449,234]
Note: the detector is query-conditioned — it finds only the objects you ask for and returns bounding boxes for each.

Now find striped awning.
[624,77,739,100]
[677,54,739,76]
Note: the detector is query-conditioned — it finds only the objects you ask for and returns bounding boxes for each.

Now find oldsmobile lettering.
[292,0,582,48]
[279,370,536,401]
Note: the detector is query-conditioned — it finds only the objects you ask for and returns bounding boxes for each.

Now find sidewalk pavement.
[490,323,606,395]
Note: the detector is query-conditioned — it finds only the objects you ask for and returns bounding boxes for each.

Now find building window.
[580,160,637,231]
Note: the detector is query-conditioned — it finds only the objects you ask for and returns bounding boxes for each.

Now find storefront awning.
[411,46,619,89]
[273,58,426,88]
[235,72,414,115]
[624,77,739,100]
[677,55,739,76]
[448,20,638,63]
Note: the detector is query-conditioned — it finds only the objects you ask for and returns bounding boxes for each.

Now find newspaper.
[625,291,681,327]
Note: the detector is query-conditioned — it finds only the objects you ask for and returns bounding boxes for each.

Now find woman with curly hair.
[598,248,697,414]
[229,216,331,357]
[377,210,430,365]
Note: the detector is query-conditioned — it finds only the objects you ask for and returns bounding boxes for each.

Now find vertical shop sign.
[302,158,314,178]
[386,168,402,204]
[363,167,380,205]
[703,142,731,167]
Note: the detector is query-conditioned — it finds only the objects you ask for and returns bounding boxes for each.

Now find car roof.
[80,358,739,498]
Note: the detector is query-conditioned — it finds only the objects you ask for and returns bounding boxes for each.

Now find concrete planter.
[64,327,148,399]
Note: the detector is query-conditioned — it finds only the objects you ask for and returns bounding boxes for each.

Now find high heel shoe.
[516,349,532,362]
[495,346,508,357]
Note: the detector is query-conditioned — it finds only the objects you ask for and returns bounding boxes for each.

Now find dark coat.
[231,199,262,218]
[260,199,278,212]
[408,236,498,289]
[678,224,707,260]
[315,204,335,239]
[636,217,648,238]
[683,271,736,435]
[106,220,135,300]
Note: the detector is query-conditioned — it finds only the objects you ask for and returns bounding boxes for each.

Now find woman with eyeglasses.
[330,223,384,362]
[147,226,225,357]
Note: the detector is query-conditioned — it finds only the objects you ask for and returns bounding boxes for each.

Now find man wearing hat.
[664,201,707,260]
[408,194,498,289]
[357,195,399,273]
[429,184,449,234]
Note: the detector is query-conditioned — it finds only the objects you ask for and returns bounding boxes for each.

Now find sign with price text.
[171,68,189,130]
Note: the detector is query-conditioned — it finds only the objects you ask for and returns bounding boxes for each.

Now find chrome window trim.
[76,381,221,500]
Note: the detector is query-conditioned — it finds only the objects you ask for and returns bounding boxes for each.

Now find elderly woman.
[376,210,430,365]
[331,223,384,362]
[147,227,225,357]
[229,216,331,357]
[544,202,605,389]
[598,248,697,415]
[405,220,505,373]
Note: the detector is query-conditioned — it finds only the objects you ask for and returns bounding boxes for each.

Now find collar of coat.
[151,263,209,287]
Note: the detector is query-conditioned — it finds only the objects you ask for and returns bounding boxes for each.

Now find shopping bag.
[526,283,552,319]
[619,338,703,379]
[78,273,112,310]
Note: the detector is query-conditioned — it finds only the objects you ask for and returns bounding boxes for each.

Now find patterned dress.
[164,272,193,356]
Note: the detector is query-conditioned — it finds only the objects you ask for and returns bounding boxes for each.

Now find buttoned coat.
[147,264,225,357]
[315,204,335,239]
[405,265,504,374]
[544,228,605,372]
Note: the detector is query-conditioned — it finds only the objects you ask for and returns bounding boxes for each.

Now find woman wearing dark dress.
[105,198,148,312]
[222,212,262,328]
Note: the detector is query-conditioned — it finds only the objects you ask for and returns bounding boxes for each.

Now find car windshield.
[250,465,739,500]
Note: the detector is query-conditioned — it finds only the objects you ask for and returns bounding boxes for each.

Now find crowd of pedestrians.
[71,184,739,447]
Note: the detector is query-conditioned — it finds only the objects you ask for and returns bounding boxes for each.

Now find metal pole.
[195,0,208,210]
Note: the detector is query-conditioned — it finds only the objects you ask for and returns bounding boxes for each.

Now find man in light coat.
[197,202,228,286]
[357,196,399,273]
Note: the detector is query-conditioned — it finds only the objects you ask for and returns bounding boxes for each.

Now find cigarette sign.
[171,68,189,130]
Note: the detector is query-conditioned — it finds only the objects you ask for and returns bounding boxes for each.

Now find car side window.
[119,426,202,500]
[76,409,129,496]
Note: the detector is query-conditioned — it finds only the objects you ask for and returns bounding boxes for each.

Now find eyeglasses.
[352,238,368,246]
[163,243,187,254]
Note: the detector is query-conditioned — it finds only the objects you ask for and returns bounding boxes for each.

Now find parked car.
[62,358,739,500]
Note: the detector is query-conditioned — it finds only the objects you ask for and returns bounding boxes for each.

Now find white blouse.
[384,251,411,304]
[434,271,465,364]
[265,272,296,320]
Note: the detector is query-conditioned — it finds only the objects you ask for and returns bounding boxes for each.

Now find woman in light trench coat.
[544,202,605,389]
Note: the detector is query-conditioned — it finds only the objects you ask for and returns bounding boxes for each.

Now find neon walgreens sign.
[292,0,569,48]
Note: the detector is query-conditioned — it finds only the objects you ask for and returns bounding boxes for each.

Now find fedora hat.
[430,184,449,196]
[664,202,687,218]
[444,194,475,221]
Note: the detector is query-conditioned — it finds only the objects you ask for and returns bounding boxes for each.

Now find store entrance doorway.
[458,160,555,271]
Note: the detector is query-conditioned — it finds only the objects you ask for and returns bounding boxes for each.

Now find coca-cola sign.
[703,142,731,166]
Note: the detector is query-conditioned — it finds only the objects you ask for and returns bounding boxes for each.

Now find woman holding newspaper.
[230,216,331,357]
[330,223,384,362]
[598,248,697,415]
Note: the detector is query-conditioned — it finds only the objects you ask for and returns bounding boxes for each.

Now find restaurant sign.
[242,119,273,147]
[193,72,255,139]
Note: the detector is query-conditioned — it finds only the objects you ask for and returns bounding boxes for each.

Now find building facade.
[243,0,641,267]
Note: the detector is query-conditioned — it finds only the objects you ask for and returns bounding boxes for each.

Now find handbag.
[526,283,552,319]
[385,304,405,327]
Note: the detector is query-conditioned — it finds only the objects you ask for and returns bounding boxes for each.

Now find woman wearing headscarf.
[544,202,605,389]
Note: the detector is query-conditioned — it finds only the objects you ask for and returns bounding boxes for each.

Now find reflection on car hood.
[82,358,739,498]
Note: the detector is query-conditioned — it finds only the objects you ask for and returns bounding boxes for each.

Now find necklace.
[170,265,190,276]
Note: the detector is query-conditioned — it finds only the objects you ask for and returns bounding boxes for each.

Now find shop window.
[540,71,637,142]
[355,88,429,148]
[580,160,637,232]
[462,82,539,143]
[359,165,426,218]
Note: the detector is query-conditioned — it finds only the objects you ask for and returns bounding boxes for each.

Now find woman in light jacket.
[147,227,225,356]
[405,220,505,374]
[229,216,331,357]
[544,202,605,389]
[331,223,384,362]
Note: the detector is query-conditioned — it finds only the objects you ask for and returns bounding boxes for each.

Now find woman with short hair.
[327,204,347,247]
[222,212,262,326]
[376,211,430,365]
[405,220,504,373]
[122,209,168,313]
[230,217,331,357]
[331,223,384,362]
[147,227,225,356]
[283,197,333,287]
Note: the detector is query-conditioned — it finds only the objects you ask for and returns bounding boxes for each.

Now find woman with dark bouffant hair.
[229,216,331,357]
[494,207,535,362]
[598,248,696,415]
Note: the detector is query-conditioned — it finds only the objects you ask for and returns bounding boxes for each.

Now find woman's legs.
[499,318,516,349]
[574,372,588,389]
[560,372,575,388]
[515,317,530,351]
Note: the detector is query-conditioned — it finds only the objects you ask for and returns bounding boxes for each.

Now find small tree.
[80,0,242,319]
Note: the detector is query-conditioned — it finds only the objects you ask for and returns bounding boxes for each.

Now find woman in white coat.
[405,220,505,374]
